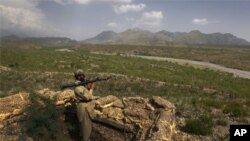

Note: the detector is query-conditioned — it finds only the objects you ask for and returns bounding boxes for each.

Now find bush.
[25,92,62,140]
[184,115,214,135]
[223,103,247,117]
[203,99,223,109]
[216,119,228,126]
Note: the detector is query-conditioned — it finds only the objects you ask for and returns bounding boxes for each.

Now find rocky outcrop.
[0,89,195,141]
[84,95,176,141]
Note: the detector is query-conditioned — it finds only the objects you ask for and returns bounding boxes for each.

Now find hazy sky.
[1,0,250,41]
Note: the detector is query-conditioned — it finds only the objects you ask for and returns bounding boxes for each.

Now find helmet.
[74,69,85,77]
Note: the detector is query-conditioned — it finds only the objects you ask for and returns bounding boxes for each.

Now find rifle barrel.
[60,76,111,89]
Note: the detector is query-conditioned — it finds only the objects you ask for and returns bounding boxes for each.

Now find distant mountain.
[1,35,21,40]
[84,31,117,43]
[1,35,77,47]
[156,30,250,45]
[83,29,250,46]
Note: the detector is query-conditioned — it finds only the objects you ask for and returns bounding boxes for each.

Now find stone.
[12,109,22,116]
[102,107,124,121]
[0,113,11,121]
[0,88,199,141]
[95,95,119,106]
[0,124,4,129]
[55,100,65,105]
[112,99,124,108]
[150,96,176,112]
[203,87,217,94]
[143,110,176,141]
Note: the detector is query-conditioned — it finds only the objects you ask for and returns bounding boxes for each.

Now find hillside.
[0,89,200,141]
[84,31,117,44]
[0,35,77,47]
[83,29,250,46]
[1,46,250,140]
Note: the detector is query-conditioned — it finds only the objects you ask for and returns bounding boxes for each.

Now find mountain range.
[1,35,77,47]
[1,29,249,46]
[83,29,250,46]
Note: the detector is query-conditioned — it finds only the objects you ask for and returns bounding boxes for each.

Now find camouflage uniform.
[74,81,95,141]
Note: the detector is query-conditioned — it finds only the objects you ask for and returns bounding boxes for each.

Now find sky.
[1,0,250,41]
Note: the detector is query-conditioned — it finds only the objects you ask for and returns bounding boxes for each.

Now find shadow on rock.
[24,92,80,141]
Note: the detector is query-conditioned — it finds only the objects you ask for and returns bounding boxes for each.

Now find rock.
[150,96,176,112]
[57,89,75,101]
[12,109,22,116]
[79,95,179,140]
[0,88,198,141]
[149,111,176,141]
[95,95,119,106]
[0,92,29,113]
[0,124,4,129]
[102,107,124,121]
[113,99,124,108]
[0,113,11,121]
[0,65,12,72]
[123,97,150,121]
[25,137,34,141]
[55,100,65,106]
[146,103,155,111]
[203,87,217,94]
[0,135,19,141]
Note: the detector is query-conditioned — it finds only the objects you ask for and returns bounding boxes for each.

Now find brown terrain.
[0,89,208,141]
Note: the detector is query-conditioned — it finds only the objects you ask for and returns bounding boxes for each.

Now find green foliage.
[0,71,72,97]
[1,45,250,137]
[205,100,223,109]
[200,99,224,109]
[79,44,250,71]
[184,115,214,135]
[223,102,247,117]
[25,92,62,140]
[216,119,228,126]
[1,46,250,99]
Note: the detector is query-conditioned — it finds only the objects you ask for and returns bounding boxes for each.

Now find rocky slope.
[83,29,250,46]
[1,35,77,47]
[0,89,204,141]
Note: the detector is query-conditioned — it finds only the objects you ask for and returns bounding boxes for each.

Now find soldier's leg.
[77,103,92,141]
[81,109,92,141]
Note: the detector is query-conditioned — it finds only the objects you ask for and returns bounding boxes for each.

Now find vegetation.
[216,119,228,126]
[84,29,250,46]
[1,43,250,139]
[79,44,250,71]
[184,115,214,135]
[1,46,250,97]
[223,102,247,117]
[25,92,63,140]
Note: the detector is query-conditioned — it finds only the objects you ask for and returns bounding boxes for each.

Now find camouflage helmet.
[74,69,85,77]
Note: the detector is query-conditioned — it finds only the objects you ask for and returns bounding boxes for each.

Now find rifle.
[60,76,112,89]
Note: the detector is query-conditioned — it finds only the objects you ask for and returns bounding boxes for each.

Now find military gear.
[60,76,112,90]
[74,69,85,77]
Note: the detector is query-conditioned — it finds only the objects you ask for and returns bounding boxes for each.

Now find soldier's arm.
[85,83,99,100]
[84,88,95,101]
[75,91,87,100]
[75,86,92,101]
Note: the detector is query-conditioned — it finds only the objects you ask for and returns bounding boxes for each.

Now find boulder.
[0,88,194,141]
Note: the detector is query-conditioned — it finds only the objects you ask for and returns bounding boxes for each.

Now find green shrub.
[216,119,228,126]
[25,92,62,140]
[203,99,223,109]
[223,103,247,117]
[184,115,214,135]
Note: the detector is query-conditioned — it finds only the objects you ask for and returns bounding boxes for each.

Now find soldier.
[74,69,99,141]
